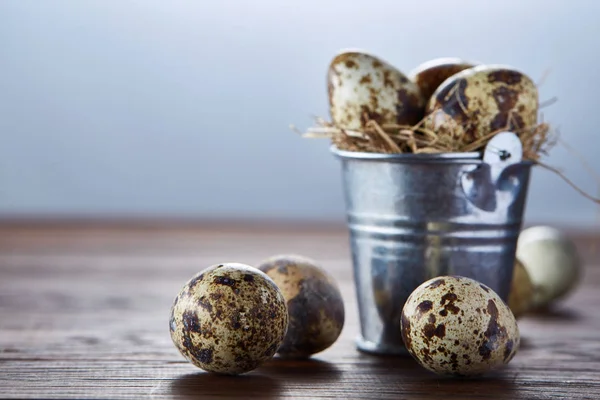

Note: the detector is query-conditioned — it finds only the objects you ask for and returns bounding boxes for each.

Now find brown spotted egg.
[169,263,288,375]
[408,57,476,102]
[423,65,538,146]
[328,50,425,130]
[258,254,345,358]
[508,258,535,318]
[401,276,520,377]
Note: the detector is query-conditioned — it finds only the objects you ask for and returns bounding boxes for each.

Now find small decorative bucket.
[332,132,532,355]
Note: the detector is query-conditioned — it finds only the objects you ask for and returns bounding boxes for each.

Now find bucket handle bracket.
[460,131,526,212]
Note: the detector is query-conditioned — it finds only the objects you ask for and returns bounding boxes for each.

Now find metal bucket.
[332,132,533,355]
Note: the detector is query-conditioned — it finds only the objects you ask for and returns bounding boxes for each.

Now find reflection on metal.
[332,133,532,355]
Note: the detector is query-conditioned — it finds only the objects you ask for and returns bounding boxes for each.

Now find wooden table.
[1,222,599,399]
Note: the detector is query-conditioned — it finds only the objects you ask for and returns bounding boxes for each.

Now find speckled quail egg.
[408,57,476,102]
[508,258,535,318]
[517,226,581,309]
[169,263,289,375]
[257,254,345,358]
[423,64,538,146]
[401,276,520,377]
[328,49,425,130]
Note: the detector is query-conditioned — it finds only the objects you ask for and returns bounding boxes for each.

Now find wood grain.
[0,223,599,399]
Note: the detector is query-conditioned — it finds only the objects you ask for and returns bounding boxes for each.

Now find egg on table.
[169,263,289,375]
[516,226,582,309]
[408,57,476,102]
[508,258,535,318]
[423,64,539,146]
[328,49,425,130]
[258,254,345,358]
[401,276,520,377]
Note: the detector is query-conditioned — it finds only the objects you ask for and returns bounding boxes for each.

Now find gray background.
[1,0,599,227]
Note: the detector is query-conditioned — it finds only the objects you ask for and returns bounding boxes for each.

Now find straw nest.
[297,114,555,162]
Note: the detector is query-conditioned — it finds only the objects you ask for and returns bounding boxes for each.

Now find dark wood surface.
[0,223,599,399]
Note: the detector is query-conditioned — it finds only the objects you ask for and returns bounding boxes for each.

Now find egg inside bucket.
[423,64,539,146]
[400,276,520,377]
[408,57,476,102]
[328,50,425,130]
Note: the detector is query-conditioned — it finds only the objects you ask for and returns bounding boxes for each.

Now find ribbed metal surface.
[332,147,532,355]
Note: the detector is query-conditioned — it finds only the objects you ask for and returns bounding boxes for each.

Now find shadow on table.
[350,352,523,399]
[171,372,282,399]
[527,306,582,322]
[170,359,341,399]
[263,357,342,382]
[171,354,523,398]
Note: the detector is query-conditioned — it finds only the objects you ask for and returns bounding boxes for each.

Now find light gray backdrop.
[1,0,599,227]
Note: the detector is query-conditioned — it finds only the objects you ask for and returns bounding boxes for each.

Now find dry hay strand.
[293,111,555,160]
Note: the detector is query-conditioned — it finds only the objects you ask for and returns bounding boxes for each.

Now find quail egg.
[508,258,535,318]
[401,276,520,376]
[517,226,581,309]
[328,49,425,130]
[423,64,538,146]
[169,263,289,375]
[408,57,476,102]
[258,254,345,358]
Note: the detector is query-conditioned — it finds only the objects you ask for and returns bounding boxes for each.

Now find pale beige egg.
[169,263,288,375]
[517,226,582,309]
[423,65,538,146]
[408,57,476,102]
[508,258,535,318]
[401,276,520,376]
[258,254,345,358]
[328,49,425,130]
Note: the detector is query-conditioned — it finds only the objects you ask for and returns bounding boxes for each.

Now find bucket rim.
[330,145,483,162]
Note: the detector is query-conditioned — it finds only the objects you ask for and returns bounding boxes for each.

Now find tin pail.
[332,132,533,355]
